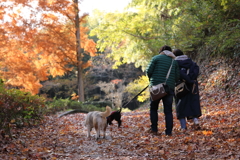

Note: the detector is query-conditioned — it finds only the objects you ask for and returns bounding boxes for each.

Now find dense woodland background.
[0,0,239,159]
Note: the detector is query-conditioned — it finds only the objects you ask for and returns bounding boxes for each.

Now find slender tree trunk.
[74,0,84,101]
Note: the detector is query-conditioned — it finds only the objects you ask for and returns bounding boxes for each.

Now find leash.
[59,85,149,117]
[120,85,149,110]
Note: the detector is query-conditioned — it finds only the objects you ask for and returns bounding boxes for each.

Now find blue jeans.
[150,89,174,135]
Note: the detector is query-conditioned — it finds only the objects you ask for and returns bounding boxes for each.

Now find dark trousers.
[150,89,174,135]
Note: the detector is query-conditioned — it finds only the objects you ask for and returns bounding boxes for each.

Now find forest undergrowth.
[0,59,239,160]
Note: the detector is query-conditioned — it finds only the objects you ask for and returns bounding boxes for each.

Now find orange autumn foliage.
[0,0,96,94]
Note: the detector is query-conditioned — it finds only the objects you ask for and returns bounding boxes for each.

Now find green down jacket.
[146,54,179,90]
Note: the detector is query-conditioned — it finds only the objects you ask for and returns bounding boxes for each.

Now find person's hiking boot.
[147,129,158,135]
[164,131,172,137]
[164,134,172,137]
[151,131,158,136]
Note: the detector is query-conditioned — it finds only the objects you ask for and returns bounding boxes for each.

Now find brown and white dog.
[84,106,111,140]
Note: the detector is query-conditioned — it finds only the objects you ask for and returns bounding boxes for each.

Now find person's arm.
[180,68,195,84]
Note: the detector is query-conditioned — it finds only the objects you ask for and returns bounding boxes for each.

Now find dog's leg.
[95,124,100,140]
[87,126,91,138]
[103,123,107,139]
[96,129,100,140]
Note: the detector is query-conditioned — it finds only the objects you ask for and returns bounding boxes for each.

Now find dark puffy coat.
[175,57,202,119]
[146,54,179,90]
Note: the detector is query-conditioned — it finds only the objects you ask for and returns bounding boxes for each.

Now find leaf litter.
[1,97,239,160]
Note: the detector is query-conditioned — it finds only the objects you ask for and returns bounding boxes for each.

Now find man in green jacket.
[146,45,179,136]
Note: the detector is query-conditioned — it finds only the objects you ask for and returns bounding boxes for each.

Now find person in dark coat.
[173,49,202,130]
[146,45,179,136]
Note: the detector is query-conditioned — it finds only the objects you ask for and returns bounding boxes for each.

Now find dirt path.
[1,98,239,160]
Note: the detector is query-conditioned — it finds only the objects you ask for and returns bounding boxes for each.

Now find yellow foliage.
[71,93,79,100]
[125,75,149,102]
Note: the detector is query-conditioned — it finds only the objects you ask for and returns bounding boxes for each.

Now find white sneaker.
[193,118,199,125]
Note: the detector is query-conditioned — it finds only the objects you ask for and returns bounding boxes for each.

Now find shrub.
[45,99,112,115]
[0,84,45,138]
[45,98,70,115]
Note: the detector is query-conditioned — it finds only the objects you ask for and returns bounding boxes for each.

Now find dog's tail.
[100,106,112,117]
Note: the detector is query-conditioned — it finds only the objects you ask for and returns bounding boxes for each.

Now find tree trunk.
[74,0,84,102]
